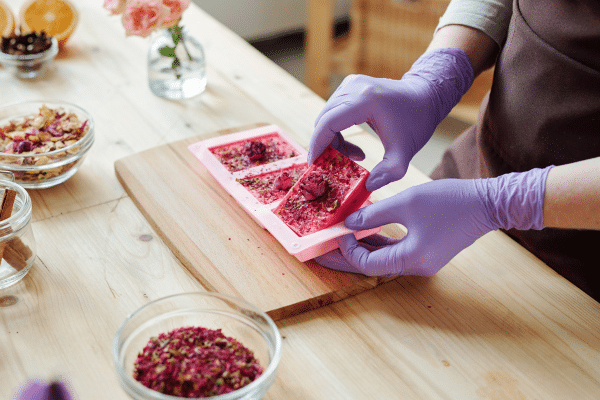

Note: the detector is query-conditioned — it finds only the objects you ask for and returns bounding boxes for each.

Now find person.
[308,0,600,300]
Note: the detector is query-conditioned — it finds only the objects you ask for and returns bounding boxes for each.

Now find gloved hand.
[315,167,553,277]
[16,379,73,400]
[308,47,474,191]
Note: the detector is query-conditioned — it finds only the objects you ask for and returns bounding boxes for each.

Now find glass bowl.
[0,100,94,189]
[0,173,36,289]
[113,292,282,400]
[0,36,58,79]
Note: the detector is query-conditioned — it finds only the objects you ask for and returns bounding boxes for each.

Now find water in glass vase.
[148,29,207,100]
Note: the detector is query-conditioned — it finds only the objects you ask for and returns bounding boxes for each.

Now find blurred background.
[191,0,489,176]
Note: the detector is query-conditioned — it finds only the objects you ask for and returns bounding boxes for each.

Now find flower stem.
[159,23,193,79]
[181,38,193,62]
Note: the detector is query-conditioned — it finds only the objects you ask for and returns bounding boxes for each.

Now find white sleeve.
[435,0,513,47]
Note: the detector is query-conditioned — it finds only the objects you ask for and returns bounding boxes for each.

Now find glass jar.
[113,292,282,400]
[0,172,36,289]
[147,28,207,100]
[0,37,59,79]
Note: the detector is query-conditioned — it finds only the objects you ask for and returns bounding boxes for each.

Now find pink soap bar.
[273,146,371,237]
[237,164,308,205]
[209,133,300,172]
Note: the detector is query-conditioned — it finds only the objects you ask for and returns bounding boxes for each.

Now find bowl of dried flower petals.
[113,292,282,400]
[0,100,94,189]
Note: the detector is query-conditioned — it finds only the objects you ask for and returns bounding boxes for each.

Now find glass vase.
[147,28,207,100]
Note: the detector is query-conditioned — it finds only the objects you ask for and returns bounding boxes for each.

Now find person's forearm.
[427,25,499,77]
[543,157,600,230]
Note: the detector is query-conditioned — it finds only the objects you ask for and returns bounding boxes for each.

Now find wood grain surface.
[2,1,600,399]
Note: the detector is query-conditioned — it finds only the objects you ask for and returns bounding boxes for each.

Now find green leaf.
[159,46,176,57]
[169,25,183,46]
[172,58,181,69]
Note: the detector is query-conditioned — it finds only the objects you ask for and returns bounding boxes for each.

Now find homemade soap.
[273,146,371,237]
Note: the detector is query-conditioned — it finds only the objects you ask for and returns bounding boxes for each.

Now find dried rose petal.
[16,140,33,153]
[300,173,329,200]
[243,141,267,161]
[133,326,263,398]
[273,171,293,191]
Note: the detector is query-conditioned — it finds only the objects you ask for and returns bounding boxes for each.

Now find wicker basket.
[306,0,493,124]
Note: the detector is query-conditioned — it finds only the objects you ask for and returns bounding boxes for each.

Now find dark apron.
[431,0,600,300]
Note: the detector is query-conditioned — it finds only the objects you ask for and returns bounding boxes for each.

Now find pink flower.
[160,0,191,28]
[103,0,127,15]
[121,0,169,37]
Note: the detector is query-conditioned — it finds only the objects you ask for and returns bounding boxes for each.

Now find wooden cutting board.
[115,124,395,320]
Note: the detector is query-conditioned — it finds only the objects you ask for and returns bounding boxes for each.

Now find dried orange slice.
[19,0,78,46]
[0,0,15,38]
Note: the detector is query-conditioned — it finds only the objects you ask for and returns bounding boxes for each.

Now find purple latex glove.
[15,379,73,400]
[308,47,474,191]
[315,167,553,277]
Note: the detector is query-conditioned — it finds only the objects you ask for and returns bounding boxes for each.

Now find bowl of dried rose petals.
[113,292,282,400]
[0,100,94,189]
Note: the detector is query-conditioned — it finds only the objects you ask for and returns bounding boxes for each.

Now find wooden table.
[2,1,600,399]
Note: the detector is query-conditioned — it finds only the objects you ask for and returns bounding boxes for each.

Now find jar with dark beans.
[1,31,53,56]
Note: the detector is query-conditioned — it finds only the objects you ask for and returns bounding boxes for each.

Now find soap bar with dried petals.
[236,164,307,205]
[209,133,299,172]
[273,146,371,237]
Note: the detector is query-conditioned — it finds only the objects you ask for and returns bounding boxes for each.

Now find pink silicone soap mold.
[188,125,379,262]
